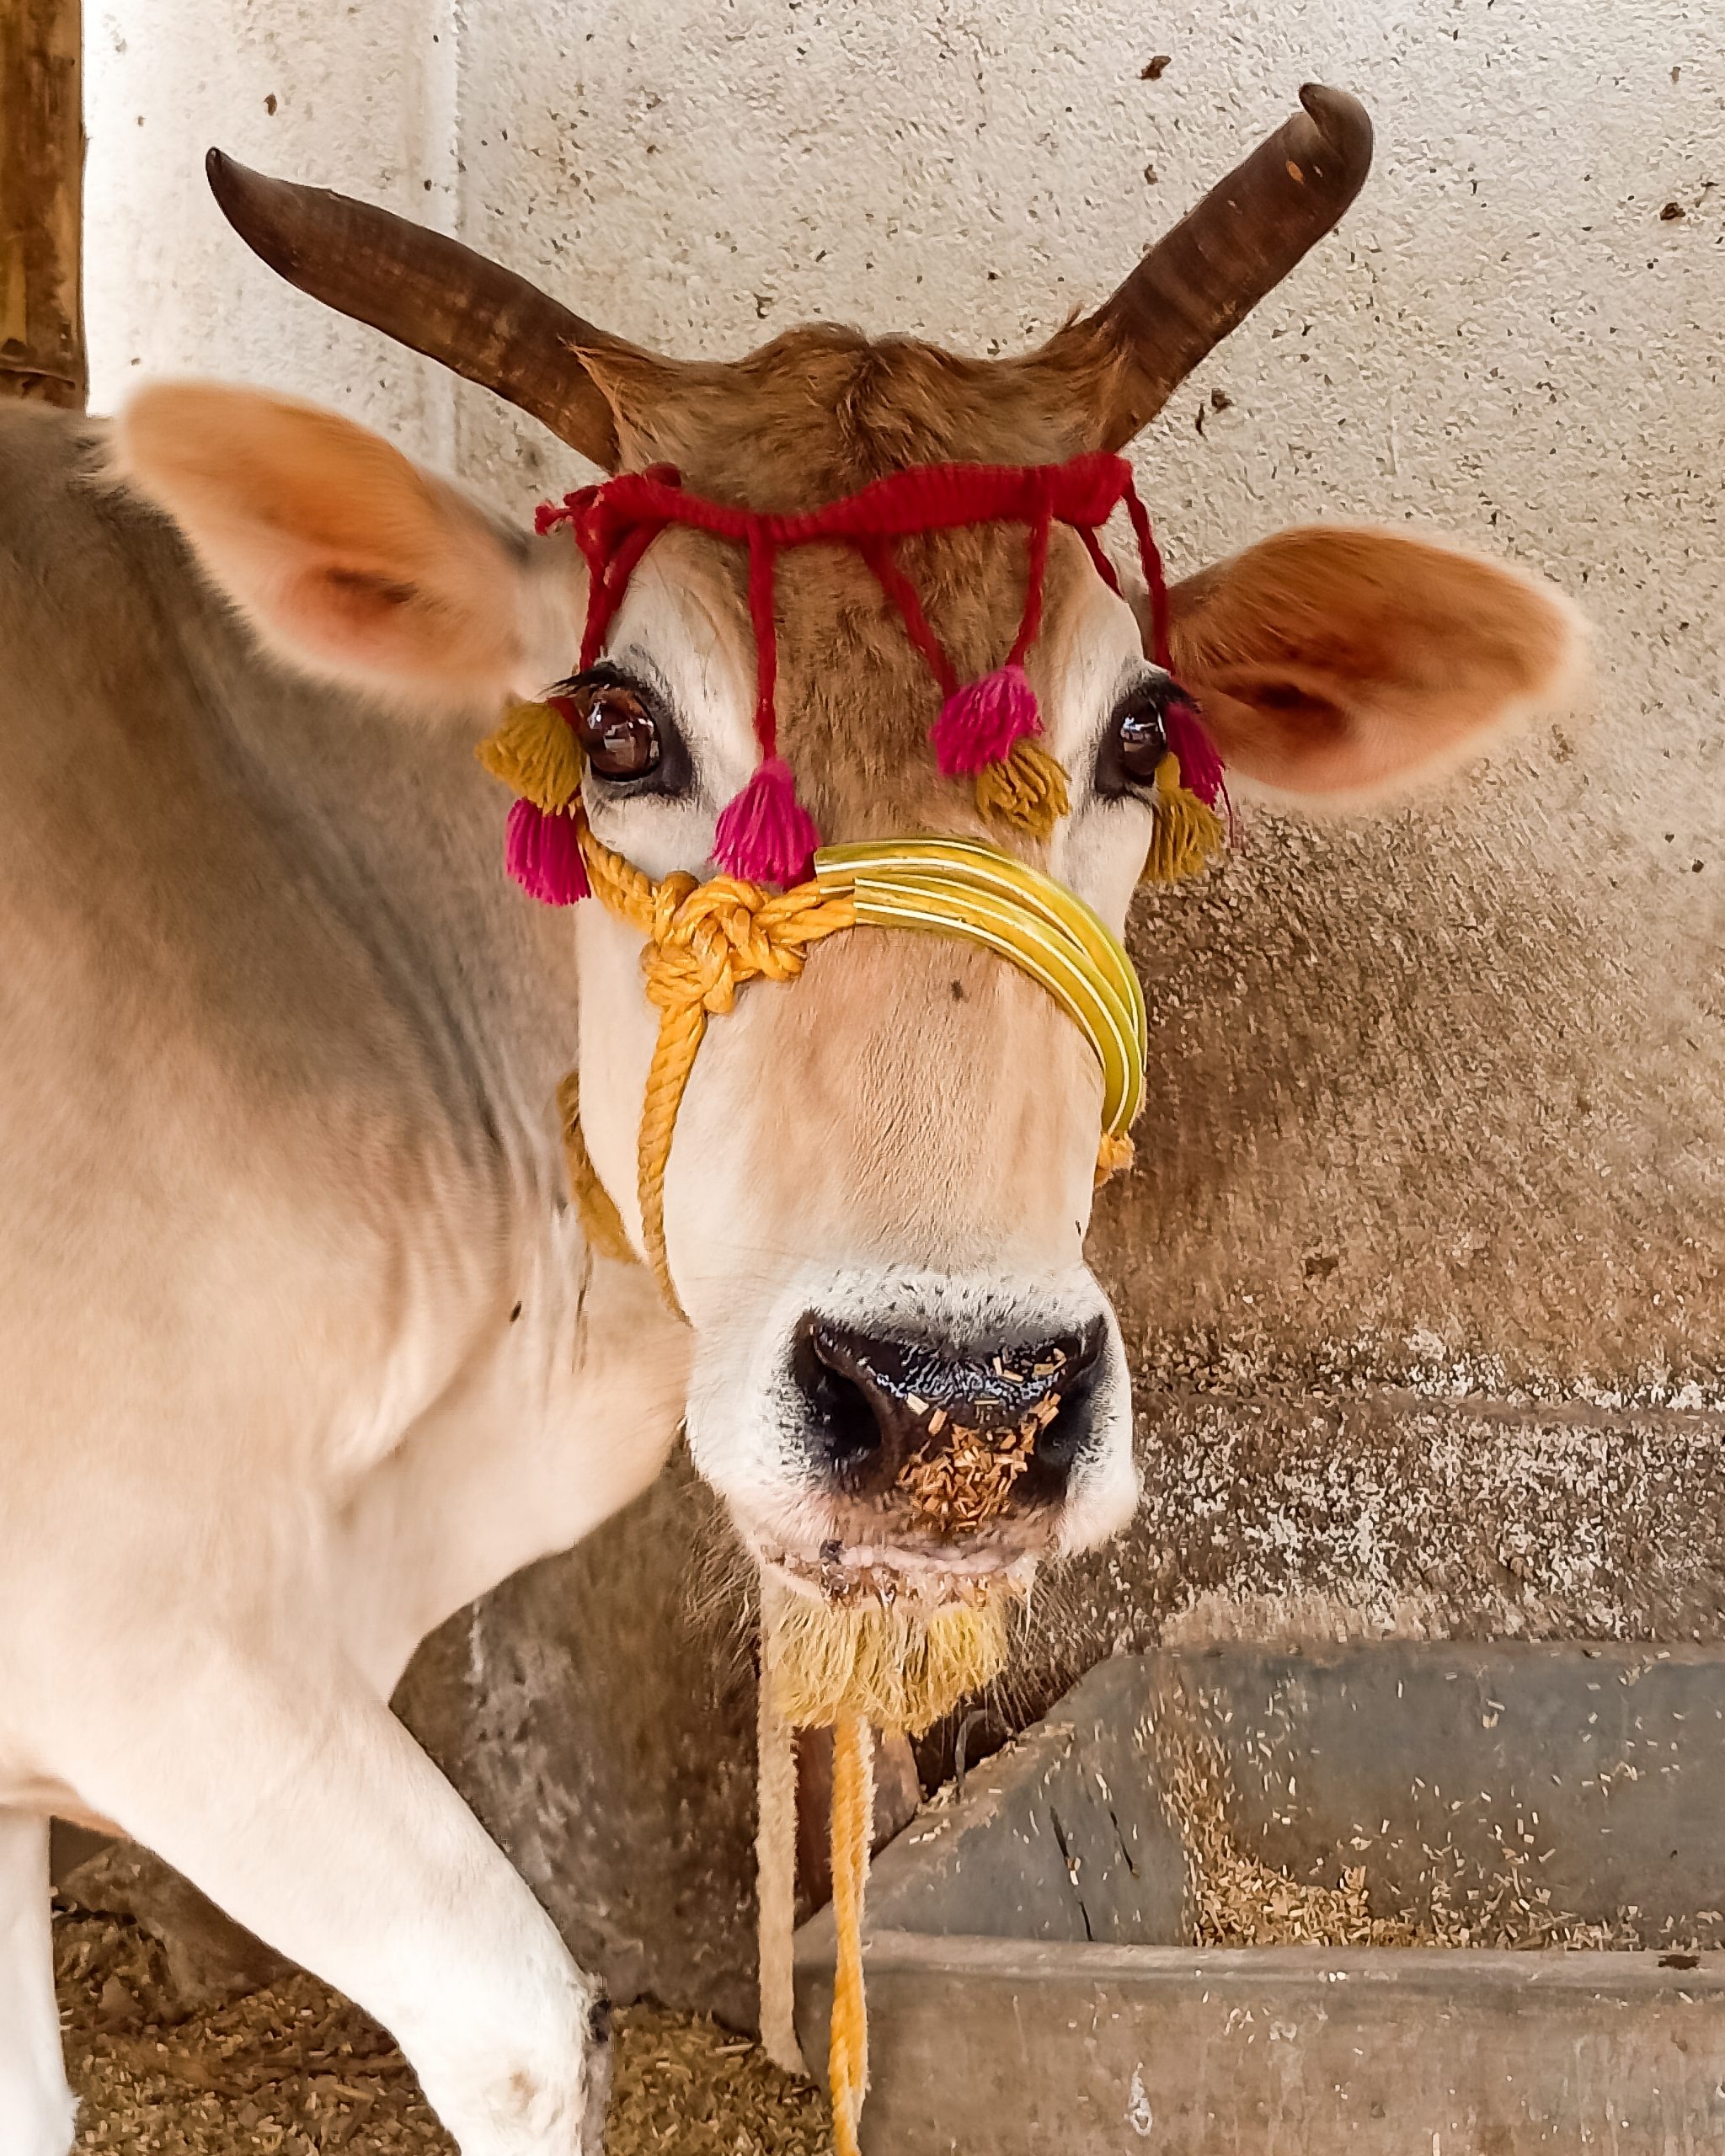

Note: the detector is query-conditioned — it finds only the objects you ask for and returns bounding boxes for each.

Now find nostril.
[1034,1397,1087,1472]
[792,1318,885,1480]
[791,1313,1108,1508]
[1023,1323,1105,1483]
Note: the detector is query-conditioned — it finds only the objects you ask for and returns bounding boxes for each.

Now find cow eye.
[1097,673,1175,797]
[555,667,668,783]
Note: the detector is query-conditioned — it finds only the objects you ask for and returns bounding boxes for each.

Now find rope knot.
[642,873,833,1014]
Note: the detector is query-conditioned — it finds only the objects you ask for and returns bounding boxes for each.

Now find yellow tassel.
[975,739,1071,840]
[762,1577,1012,1740]
[477,698,587,815]
[1094,1129,1135,1187]
[556,1071,638,1267]
[1140,750,1226,885]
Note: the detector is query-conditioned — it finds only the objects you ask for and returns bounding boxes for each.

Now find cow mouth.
[756,1540,1038,1609]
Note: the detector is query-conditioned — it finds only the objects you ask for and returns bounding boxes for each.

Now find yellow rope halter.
[571,814,1147,1315]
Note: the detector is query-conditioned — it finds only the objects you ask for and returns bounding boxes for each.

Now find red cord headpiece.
[529,450,1220,887]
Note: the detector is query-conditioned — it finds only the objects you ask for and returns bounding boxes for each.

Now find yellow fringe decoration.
[975,738,1071,840]
[1140,750,1226,885]
[476,697,587,814]
[763,1581,1012,1740]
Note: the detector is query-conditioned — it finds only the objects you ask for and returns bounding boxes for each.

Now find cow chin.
[680,1261,1141,1605]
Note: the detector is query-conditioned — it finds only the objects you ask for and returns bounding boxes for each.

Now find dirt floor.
[56,1913,832,2156]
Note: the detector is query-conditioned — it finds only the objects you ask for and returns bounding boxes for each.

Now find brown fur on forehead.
[581,328,1122,835]
[579,321,1118,503]
[775,521,1106,835]
[643,510,1107,835]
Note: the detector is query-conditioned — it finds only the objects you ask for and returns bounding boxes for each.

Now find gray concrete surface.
[795,1648,1725,2152]
[796,1937,1725,2155]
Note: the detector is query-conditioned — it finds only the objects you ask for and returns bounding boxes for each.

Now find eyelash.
[1093,672,1176,800]
[554,662,692,798]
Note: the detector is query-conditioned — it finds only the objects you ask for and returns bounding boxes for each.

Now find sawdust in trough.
[1151,1682,1640,1952]
[58,1913,832,2156]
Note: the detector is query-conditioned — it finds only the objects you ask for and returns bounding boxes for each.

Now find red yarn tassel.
[1166,699,1226,808]
[506,798,590,905]
[930,663,1041,776]
[713,757,820,884]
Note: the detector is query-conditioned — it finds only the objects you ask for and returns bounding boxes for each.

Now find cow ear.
[1162,525,1585,800]
[113,382,565,707]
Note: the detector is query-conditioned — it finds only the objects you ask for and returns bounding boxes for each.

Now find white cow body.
[0,404,687,2153]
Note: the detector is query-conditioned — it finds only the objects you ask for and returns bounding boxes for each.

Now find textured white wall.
[84,0,461,456]
[86,0,1723,743]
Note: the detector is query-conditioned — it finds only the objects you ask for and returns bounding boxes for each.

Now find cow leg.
[0,1812,75,2156]
[63,1646,611,2156]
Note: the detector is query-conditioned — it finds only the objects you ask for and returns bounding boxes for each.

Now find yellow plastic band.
[814,836,1146,1140]
[569,817,1146,1313]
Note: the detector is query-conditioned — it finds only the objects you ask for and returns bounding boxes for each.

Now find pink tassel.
[506,798,590,905]
[713,756,820,884]
[930,663,1041,776]
[1166,699,1226,808]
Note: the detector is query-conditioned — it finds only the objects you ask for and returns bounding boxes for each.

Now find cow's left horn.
[1081,83,1374,450]
[206,149,642,471]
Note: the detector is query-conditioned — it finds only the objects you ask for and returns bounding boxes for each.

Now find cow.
[0,86,1580,2156]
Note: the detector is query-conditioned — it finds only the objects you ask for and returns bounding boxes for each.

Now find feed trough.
[793,1645,1725,2152]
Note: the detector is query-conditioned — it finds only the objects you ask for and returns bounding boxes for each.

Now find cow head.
[116,88,1582,1607]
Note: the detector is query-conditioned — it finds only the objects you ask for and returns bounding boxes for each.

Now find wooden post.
[1,0,85,408]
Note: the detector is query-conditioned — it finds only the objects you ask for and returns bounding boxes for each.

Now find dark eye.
[553,666,673,785]
[1097,673,1175,798]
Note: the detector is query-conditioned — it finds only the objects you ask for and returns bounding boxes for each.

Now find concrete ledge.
[797,1935,1725,2153]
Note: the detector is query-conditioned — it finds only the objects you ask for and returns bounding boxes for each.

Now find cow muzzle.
[793,1314,1103,1529]
[708,1264,1137,1601]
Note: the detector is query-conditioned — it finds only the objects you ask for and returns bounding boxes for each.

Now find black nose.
[790,1316,1104,1529]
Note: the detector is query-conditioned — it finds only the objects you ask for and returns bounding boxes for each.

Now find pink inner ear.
[930,664,1041,776]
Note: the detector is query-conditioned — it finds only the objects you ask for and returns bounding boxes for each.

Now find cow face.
[562,479,1151,1586]
[115,88,1583,1604]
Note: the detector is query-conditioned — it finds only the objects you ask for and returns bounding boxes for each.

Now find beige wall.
[85,0,1723,2020]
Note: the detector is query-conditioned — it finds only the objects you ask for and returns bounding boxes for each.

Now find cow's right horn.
[206,149,641,471]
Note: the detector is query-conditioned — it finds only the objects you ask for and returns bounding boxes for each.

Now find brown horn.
[206,149,637,470]
[1084,83,1373,449]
